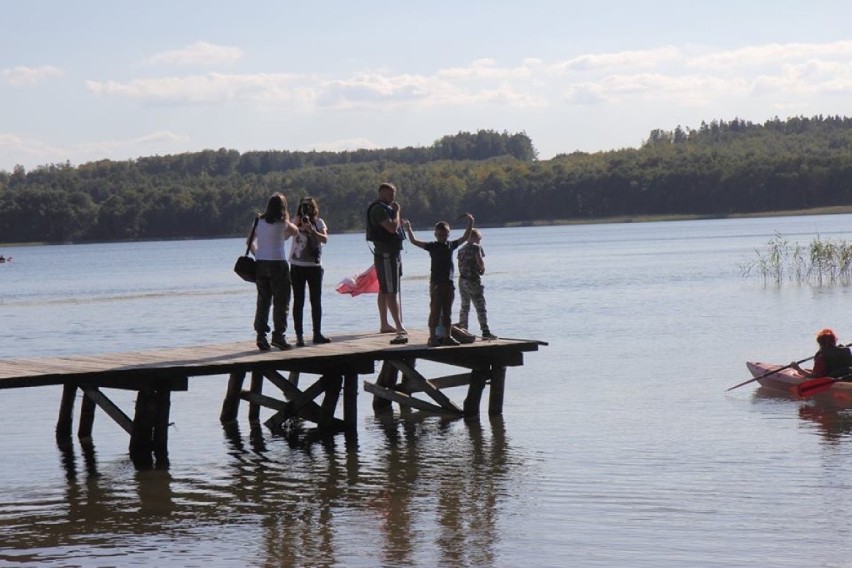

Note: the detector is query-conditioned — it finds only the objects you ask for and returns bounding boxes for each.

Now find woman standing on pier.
[248,193,299,351]
[289,196,330,346]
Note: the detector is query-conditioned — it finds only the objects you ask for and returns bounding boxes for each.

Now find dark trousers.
[254,260,291,336]
[291,264,324,338]
[429,281,454,337]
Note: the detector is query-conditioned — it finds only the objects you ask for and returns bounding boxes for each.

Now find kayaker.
[791,328,852,378]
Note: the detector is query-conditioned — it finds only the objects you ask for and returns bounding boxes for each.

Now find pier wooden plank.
[0,332,544,389]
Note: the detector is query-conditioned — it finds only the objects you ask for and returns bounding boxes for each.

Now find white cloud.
[0,131,191,170]
[147,41,243,67]
[1,65,63,86]
[87,73,308,105]
[689,40,852,70]
[307,137,381,152]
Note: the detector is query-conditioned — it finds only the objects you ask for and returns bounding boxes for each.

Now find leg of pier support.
[152,388,171,467]
[130,386,172,469]
[130,389,156,468]
[343,373,358,430]
[488,366,506,416]
[319,374,343,429]
[220,371,246,423]
[464,369,488,417]
[248,371,263,423]
[78,393,96,440]
[372,362,398,412]
[56,384,77,440]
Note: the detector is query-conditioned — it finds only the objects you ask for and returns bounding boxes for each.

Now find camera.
[300,202,311,223]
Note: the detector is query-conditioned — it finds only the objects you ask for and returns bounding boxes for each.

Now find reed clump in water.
[741,233,852,285]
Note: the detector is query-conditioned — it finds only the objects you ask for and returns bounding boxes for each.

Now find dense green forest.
[1,117,852,243]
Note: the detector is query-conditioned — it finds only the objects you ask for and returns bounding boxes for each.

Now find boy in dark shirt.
[403,214,474,346]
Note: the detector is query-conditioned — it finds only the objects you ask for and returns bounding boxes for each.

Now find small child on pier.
[403,214,474,346]
[456,229,496,339]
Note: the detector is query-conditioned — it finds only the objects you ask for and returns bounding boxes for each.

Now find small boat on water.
[746,361,852,403]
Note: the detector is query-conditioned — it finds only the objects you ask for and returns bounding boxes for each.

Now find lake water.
[2,216,852,567]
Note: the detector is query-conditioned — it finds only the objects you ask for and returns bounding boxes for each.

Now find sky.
[2,0,852,172]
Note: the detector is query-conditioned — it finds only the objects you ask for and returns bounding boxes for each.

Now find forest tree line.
[1,118,852,244]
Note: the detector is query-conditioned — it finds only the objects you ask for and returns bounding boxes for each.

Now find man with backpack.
[367,182,407,342]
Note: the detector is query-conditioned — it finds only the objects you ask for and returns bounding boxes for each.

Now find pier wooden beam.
[262,370,325,425]
[388,359,462,414]
[363,381,446,413]
[264,374,341,430]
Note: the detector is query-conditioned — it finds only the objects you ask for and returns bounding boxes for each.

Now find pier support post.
[488,366,507,416]
[319,374,343,428]
[248,370,263,423]
[129,384,172,469]
[78,393,97,440]
[220,371,247,423]
[343,373,358,430]
[56,384,77,440]
[464,369,488,417]
[372,361,398,412]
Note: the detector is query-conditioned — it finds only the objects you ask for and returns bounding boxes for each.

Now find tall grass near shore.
[741,233,852,285]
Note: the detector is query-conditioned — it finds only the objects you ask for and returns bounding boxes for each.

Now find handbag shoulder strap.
[244,217,260,255]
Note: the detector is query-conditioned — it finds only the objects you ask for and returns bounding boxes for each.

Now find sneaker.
[427,336,443,347]
[482,331,498,340]
[296,336,305,347]
[270,334,292,350]
[443,336,460,346]
[256,334,270,351]
[313,334,331,344]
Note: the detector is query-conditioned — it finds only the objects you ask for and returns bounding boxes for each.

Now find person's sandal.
[390,333,409,345]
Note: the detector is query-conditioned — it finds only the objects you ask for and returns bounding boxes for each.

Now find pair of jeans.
[290,264,324,339]
[253,260,291,336]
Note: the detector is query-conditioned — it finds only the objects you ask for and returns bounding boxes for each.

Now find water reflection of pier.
[0,413,516,566]
[221,415,512,567]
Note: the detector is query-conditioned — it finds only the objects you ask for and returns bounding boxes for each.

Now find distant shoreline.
[4,206,852,247]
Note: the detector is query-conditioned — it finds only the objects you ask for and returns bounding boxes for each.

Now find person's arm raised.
[403,219,426,249]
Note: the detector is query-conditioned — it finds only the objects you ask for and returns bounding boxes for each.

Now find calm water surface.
[3,217,852,567]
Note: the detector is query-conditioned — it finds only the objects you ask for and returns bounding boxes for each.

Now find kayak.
[747,361,852,402]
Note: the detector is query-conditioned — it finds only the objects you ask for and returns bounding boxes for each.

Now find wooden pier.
[0,331,546,467]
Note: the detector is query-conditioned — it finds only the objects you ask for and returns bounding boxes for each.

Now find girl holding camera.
[289,197,330,346]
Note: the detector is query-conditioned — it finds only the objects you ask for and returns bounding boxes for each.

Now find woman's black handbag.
[234,218,259,282]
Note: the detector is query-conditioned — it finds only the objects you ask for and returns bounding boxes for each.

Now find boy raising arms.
[403,214,474,346]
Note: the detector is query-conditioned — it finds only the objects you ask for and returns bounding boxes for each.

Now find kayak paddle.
[793,377,838,398]
[726,355,815,392]
[794,371,852,398]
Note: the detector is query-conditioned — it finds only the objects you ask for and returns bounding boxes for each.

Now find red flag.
[336,264,380,296]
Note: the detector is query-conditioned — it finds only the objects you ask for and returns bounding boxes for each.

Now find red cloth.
[336,264,380,296]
